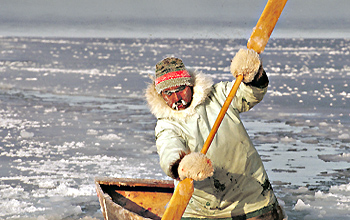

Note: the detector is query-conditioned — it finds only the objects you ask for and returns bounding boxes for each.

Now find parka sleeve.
[233,83,268,113]
[155,120,189,179]
[217,80,268,113]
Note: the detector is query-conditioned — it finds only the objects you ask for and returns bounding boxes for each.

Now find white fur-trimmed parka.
[145,70,277,218]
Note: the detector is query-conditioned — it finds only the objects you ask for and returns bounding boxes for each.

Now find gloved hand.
[230,48,261,83]
[178,152,214,181]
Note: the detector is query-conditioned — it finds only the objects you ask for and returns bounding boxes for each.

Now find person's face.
[161,85,193,110]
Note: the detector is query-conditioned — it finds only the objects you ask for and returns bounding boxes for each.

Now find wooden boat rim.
[95,177,174,188]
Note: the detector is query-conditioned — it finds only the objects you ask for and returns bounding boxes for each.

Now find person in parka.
[145,49,285,219]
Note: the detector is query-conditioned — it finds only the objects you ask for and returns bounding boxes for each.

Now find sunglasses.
[162,85,187,96]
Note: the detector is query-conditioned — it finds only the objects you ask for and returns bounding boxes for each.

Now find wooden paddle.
[161,0,288,219]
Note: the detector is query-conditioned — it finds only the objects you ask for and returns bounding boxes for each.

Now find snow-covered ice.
[0,37,349,219]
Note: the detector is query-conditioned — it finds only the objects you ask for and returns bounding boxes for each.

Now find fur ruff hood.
[145,70,214,121]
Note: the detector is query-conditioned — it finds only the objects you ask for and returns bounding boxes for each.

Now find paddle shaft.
[161,0,288,219]
[202,0,288,153]
[200,74,242,154]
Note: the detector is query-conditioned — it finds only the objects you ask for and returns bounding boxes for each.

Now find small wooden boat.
[95,177,174,220]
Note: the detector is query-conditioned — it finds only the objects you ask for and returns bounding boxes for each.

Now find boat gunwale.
[95,177,174,220]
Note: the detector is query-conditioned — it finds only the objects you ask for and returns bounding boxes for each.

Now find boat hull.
[95,177,174,220]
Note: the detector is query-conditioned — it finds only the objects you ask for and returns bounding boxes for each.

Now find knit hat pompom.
[155,57,194,93]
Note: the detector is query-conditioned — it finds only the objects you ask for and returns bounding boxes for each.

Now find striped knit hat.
[155,57,194,93]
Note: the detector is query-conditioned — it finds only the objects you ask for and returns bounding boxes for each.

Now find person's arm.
[155,122,189,180]
[226,49,269,113]
[155,120,213,181]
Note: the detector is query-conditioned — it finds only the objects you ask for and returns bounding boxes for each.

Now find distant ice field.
[0,37,349,219]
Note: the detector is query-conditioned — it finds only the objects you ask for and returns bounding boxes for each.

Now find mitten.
[178,152,214,181]
[230,48,261,83]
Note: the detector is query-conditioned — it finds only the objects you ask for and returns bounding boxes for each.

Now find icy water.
[0,37,349,219]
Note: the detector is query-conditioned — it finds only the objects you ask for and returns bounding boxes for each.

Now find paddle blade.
[161,178,194,220]
[247,0,288,54]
